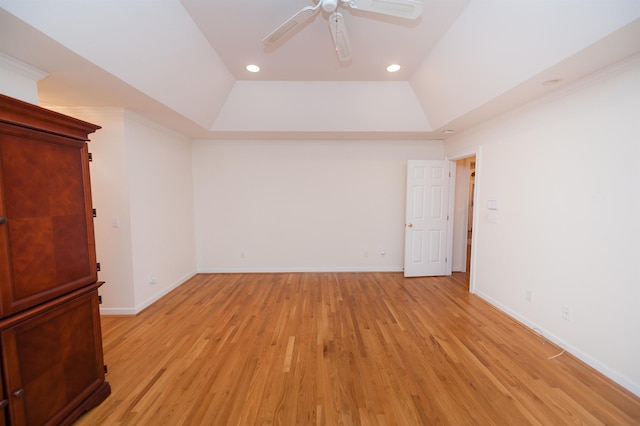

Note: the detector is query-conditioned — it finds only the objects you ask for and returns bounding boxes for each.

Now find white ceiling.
[1,1,640,140]
[180,0,469,81]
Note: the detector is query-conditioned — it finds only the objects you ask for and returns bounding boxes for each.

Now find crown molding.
[0,52,48,81]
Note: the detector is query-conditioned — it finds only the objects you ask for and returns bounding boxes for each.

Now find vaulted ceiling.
[1,1,639,139]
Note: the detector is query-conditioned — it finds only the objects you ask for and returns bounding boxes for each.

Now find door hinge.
[104,365,108,374]
[98,295,102,304]
[88,152,93,162]
[92,208,97,217]
[96,262,101,272]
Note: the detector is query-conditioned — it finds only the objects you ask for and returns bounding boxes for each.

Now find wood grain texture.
[0,118,97,316]
[75,272,640,425]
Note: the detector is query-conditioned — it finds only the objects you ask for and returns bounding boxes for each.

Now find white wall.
[47,108,197,314]
[211,81,431,132]
[48,108,137,312]
[125,112,197,312]
[192,139,444,272]
[444,56,640,396]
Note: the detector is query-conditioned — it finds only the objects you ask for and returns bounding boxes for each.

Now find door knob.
[407,223,413,228]
[13,389,24,398]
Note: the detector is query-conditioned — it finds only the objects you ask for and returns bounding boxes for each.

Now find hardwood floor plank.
[75,272,640,425]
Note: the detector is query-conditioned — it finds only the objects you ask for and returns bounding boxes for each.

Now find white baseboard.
[474,290,640,398]
[197,266,404,273]
[99,307,138,316]
[99,270,197,316]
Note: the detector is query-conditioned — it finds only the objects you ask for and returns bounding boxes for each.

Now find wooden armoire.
[0,94,110,425]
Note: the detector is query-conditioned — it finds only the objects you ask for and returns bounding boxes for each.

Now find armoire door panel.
[2,291,104,426]
[0,131,96,317]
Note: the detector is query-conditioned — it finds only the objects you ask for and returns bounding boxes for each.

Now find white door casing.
[404,160,452,277]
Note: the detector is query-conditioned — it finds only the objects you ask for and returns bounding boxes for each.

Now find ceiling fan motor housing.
[322,0,338,13]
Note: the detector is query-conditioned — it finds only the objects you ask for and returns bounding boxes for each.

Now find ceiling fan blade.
[349,0,423,20]
[263,6,319,45]
[329,13,352,62]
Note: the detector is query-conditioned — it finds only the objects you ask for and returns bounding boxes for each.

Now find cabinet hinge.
[96,262,101,272]
[88,152,93,162]
[92,208,97,217]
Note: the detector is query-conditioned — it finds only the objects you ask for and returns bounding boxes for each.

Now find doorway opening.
[448,149,480,293]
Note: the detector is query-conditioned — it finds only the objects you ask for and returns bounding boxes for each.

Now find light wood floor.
[76,272,640,425]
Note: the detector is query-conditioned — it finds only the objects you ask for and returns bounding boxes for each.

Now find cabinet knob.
[0,217,6,224]
[13,389,24,398]
[0,399,7,408]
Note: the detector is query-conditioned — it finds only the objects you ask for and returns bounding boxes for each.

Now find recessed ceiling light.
[386,64,401,73]
[542,78,562,86]
[246,64,260,73]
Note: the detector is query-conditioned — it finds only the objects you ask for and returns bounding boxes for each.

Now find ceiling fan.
[263,0,424,62]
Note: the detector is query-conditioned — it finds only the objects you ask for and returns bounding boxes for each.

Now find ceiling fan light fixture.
[386,64,401,72]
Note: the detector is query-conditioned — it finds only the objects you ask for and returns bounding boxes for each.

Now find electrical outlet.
[380,248,385,256]
[562,305,571,321]
[148,274,157,284]
[526,290,533,303]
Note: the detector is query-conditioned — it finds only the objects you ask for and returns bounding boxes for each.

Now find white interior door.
[404,160,452,277]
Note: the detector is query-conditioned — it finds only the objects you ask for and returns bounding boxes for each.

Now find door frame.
[446,146,481,294]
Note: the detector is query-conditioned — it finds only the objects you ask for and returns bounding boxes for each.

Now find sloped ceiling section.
[411,1,640,131]
[1,0,640,139]
[0,0,234,130]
